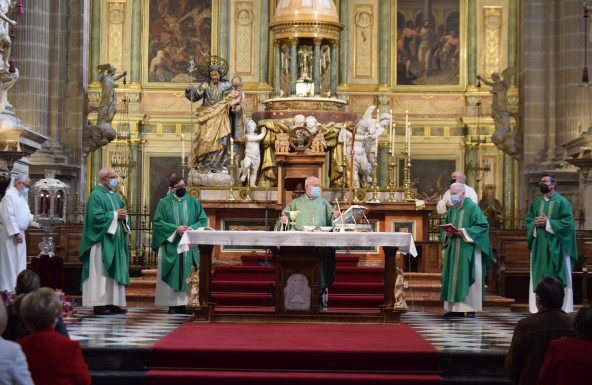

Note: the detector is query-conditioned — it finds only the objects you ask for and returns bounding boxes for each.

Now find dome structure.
[270,0,343,40]
[273,0,340,25]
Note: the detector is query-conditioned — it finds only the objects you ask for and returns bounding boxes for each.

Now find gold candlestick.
[339,152,348,202]
[367,160,380,203]
[387,152,397,203]
[403,145,413,200]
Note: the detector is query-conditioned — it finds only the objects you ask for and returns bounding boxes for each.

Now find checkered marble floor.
[402,311,528,352]
[64,307,527,352]
[64,307,191,348]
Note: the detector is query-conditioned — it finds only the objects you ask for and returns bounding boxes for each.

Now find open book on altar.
[439,223,459,233]
[333,205,371,225]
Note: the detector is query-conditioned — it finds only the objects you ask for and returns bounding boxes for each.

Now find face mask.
[108,178,118,189]
[450,178,457,185]
[450,194,460,205]
[539,183,550,194]
[175,187,187,198]
[310,186,321,198]
[21,187,29,196]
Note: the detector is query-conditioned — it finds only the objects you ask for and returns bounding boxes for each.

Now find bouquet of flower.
[1,290,14,307]
[55,289,77,318]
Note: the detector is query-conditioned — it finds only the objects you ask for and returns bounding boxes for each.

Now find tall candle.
[181,134,185,163]
[230,137,234,163]
[391,122,395,154]
[389,109,393,153]
[407,121,411,158]
[405,110,409,145]
[376,108,380,127]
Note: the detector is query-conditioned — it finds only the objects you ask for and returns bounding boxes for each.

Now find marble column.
[259,1,269,84]
[273,40,281,96]
[290,37,298,95]
[330,40,338,97]
[89,1,101,83]
[313,38,322,96]
[378,0,390,87]
[218,0,229,59]
[130,0,142,83]
[338,0,349,86]
[467,0,477,85]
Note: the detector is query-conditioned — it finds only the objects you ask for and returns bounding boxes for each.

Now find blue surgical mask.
[310,186,321,198]
[21,187,29,196]
[108,178,118,189]
[450,194,460,205]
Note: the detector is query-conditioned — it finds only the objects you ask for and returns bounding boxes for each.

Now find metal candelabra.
[367,159,380,203]
[387,152,397,202]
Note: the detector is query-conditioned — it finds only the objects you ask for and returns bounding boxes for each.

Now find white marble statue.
[240,119,266,187]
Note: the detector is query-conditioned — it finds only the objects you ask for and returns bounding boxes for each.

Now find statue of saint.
[185,64,236,174]
[240,119,266,187]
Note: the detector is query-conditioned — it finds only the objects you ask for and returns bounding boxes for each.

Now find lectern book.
[439,223,459,233]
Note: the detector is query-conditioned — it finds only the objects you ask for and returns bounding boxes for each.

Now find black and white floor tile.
[64,307,527,352]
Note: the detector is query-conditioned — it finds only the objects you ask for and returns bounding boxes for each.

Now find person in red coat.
[16,287,91,385]
[538,305,592,385]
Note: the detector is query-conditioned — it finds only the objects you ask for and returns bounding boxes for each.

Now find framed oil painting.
[148,156,183,217]
[391,220,416,238]
[395,0,464,87]
[145,0,214,85]
[398,158,457,202]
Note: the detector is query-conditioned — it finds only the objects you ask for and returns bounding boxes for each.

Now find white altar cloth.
[178,230,417,256]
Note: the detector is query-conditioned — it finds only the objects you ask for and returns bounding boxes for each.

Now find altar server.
[0,174,36,292]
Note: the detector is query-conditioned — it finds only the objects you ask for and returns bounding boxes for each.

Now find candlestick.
[181,134,185,163]
[230,137,234,163]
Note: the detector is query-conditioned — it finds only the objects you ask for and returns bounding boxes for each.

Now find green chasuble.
[525,192,577,289]
[276,195,336,289]
[440,198,494,303]
[152,193,208,292]
[79,185,130,287]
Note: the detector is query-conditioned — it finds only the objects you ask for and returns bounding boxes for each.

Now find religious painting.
[395,0,463,87]
[148,156,182,217]
[145,0,214,84]
[221,220,274,251]
[398,158,457,201]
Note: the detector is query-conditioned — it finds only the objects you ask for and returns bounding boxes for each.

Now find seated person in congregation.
[2,269,69,341]
[16,288,91,385]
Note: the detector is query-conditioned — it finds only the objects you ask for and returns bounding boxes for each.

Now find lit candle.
[181,134,185,163]
[376,108,380,126]
[40,193,44,214]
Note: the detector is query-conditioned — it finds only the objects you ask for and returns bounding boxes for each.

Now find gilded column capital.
[313,37,323,46]
[289,37,299,46]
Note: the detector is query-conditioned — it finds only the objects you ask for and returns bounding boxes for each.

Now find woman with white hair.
[0,303,34,385]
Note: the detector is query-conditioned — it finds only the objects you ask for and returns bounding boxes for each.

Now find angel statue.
[477,68,522,159]
[394,265,408,310]
[187,265,200,307]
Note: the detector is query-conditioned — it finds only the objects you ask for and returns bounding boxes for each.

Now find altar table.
[178,230,417,323]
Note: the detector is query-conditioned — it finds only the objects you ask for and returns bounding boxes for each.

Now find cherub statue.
[310,130,327,154]
[394,265,409,310]
[187,265,200,307]
[275,132,290,153]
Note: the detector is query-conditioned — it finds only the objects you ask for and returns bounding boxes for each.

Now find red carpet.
[147,322,441,384]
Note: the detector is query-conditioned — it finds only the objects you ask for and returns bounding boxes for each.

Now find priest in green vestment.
[277,176,341,310]
[440,183,494,318]
[79,167,130,315]
[525,174,577,313]
[152,176,208,314]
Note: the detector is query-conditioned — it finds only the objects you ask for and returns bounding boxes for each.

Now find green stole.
[152,194,208,291]
[79,185,130,287]
[440,199,493,303]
